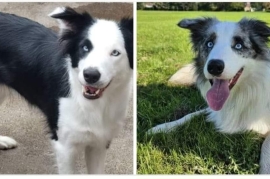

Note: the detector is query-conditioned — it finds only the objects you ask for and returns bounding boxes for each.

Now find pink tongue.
[206,79,230,111]
[87,86,98,93]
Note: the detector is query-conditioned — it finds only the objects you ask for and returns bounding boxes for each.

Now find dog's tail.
[147,109,207,135]
[168,62,196,86]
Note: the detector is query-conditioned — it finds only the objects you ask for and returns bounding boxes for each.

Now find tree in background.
[227,2,244,11]
[252,2,264,11]
[138,2,270,11]
[137,2,144,10]
[197,2,211,11]
[263,2,270,11]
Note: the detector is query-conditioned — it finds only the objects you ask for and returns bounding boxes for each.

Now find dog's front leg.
[52,140,79,174]
[147,109,207,134]
[85,145,107,174]
[259,134,270,174]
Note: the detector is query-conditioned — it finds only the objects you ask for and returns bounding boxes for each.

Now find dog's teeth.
[84,92,96,97]
[95,89,100,94]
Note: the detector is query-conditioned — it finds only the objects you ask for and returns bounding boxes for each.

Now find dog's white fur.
[0,8,132,174]
[148,18,270,173]
[0,136,17,149]
[54,61,131,174]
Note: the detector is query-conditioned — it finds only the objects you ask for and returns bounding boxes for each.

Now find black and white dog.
[0,7,133,174]
[148,17,270,173]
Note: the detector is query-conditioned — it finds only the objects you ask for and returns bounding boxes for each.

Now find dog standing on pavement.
[0,7,133,174]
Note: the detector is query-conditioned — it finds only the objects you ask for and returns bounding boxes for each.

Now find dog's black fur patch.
[51,7,96,68]
[238,18,270,58]
[178,17,217,85]
[178,17,217,53]
[119,18,133,69]
[0,12,70,140]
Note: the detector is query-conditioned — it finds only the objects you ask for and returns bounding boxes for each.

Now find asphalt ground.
[0,2,133,174]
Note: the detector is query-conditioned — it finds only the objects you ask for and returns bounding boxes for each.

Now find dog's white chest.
[57,96,125,147]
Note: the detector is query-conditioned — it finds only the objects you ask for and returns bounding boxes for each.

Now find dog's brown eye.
[111,50,120,56]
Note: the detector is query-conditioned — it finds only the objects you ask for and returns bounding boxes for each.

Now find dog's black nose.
[207,59,224,76]
[83,68,101,84]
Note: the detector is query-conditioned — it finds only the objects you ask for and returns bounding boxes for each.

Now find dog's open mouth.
[207,68,243,111]
[83,86,105,100]
[82,82,111,100]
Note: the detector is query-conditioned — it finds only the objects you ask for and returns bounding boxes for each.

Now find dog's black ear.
[49,7,94,33]
[178,17,216,31]
[177,18,216,52]
[239,18,270,43]
[120,18,133,34]
[119,18,133,69]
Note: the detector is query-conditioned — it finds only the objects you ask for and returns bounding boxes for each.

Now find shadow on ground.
[137,83,263,174]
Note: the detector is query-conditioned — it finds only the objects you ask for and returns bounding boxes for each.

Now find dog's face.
[50,7,133,100]
[178,17,270,111]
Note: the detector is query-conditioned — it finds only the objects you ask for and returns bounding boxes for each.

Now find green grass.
[137,11,268,174]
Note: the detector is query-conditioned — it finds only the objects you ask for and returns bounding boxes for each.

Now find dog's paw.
[147,124,174,135]
[0,136,17,149]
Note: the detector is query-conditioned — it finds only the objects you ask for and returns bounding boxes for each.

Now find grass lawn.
[137,11,269,174]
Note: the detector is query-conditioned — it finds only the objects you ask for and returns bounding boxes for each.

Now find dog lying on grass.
[148,17,270,174]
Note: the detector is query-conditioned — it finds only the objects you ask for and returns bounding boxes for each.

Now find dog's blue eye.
[83,46,89,52]
[207,41,214,48]
[111,50,120,56]
[235,43,242,50]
